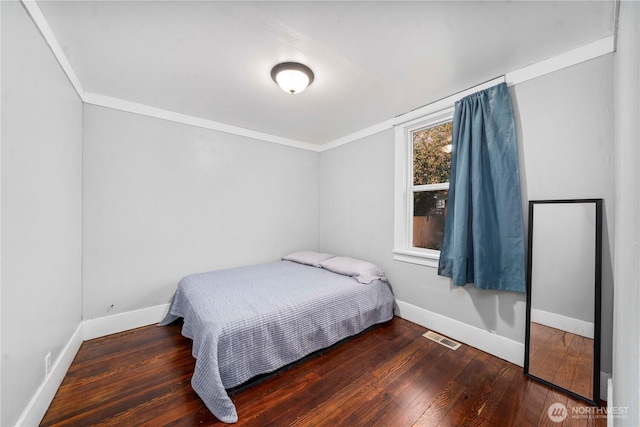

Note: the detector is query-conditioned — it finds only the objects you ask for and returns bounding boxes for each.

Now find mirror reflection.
[525,199,602,405]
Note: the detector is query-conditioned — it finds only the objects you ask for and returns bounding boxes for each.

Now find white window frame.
[392,108,454,268]
[392,77,505,268]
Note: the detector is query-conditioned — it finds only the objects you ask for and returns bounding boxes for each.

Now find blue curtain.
[437,82,525,292]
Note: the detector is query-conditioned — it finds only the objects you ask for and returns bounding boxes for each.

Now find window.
[411,121,452,251]
[393,78,504,268]
[393,106,454,267]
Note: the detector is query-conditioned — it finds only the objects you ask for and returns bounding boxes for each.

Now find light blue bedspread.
[159,260,394,423]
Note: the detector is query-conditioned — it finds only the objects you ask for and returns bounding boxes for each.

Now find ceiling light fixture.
[271,62,314,95]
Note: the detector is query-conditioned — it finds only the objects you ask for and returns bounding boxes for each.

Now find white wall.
[82,105,319,320]
[514,54,615,375]
[612,1,640,425]
[319,55,614,372]
[1,2,83,426]
[530,202,596,325]
[1,2,628,424]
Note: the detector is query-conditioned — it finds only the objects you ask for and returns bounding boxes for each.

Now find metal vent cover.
[422,330,461,350]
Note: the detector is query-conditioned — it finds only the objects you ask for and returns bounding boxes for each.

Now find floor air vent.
[422,331,461,350]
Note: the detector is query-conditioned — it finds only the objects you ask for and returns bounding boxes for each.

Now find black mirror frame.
[524,198,602,407]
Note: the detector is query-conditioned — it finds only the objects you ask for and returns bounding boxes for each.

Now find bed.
[158,252,395,423]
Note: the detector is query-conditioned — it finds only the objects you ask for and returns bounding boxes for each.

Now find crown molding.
[22,0,613,154]
[319,35,615,152]
[21,0,86,101]
[320,76,505,152]
[505,35,615,86]
[83,93,322,152]
[20,0,320,152]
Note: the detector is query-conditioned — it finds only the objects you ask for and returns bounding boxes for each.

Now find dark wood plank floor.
[41,317,606,426]
[529,322,594,399]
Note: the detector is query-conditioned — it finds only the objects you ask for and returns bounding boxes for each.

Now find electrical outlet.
[45,351,52,376]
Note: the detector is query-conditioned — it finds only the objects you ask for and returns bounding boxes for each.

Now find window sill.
[392,249,440,268]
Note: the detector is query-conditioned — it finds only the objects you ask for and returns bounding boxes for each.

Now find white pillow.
[282,251,335,268]
[319,256,387,284]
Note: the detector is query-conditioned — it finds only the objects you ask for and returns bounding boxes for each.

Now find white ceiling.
[36,1,615,146]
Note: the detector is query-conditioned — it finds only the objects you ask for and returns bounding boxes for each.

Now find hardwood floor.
[528,322,594,399]
[41,317,606,426]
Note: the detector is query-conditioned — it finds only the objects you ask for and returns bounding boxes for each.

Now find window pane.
[413,190,448,250]
[412,122,453,186]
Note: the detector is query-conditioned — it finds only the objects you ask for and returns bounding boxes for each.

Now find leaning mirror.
[524,199,602,406]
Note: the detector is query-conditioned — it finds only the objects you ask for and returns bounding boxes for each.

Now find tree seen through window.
[412,122,452,250]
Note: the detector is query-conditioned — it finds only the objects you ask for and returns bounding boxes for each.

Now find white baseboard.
[395,299,525,367]
[19,301,609,426]
[83,303,171,341]
[16,323,83,427]
[17,304,171,426]
[531,308,594,339]
[395,300,611,401]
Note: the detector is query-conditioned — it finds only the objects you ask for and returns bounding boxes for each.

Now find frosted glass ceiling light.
[271,62,314,95]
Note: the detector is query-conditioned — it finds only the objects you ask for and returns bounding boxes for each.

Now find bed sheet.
[159,260,394,423]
